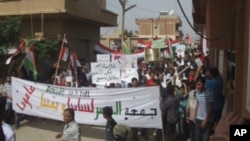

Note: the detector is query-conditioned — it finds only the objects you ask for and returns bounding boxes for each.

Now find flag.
[59,38,69,61]
[122,39,131,54]
[73,53,81,67]
[185,33,191,45]
[5,40,26,65]
[170,39,180,46]
[22,45,38,80]
[67,52,78,81]
[137,40,152,48]
[166,38,174,59]
[152,38,165,48]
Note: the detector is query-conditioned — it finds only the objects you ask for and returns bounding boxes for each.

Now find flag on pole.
[22,45,38,80]
[74,53,81,67]
[59,38,69,61]
[122,39,131,54]
[6,40,26,65]
[166,38,174,59]
[68,52,79,81]
[185,33,191,45]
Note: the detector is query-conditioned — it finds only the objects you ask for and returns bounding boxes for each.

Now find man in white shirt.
[55,108,81,141]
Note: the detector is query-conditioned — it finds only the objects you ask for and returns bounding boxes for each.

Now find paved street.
[15,116,158,141]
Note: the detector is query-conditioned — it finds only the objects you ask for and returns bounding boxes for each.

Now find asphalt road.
[15,116,158,141]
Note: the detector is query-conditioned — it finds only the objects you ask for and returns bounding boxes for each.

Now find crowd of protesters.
[0,44,242,141]
[47,45,233,141]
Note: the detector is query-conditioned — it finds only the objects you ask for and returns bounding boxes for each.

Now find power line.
[176,0,244,41]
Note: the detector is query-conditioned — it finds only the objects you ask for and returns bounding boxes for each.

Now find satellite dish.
[169,10,174,15]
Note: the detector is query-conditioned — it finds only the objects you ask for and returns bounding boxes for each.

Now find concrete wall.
[234,0,250,118]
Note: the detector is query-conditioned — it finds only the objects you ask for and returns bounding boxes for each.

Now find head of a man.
[131,78,138,87]
[63,108,75,123]
[103,106,113,120]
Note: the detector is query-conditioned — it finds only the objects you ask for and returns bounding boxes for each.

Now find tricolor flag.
[67,52,81,81]
[137,40,152,48]
[122,39,131,54]
[166,38,174,59]
[5,40,26,65]
[22,45,38,80]
[59,38,69,61]
[73,53,81,67]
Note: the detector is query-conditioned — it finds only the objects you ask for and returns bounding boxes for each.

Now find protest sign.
[91,62,121,85]
[96,54,110,62]
[112,54,138,82]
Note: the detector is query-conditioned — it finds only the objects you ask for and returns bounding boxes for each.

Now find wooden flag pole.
[53,33,66,85]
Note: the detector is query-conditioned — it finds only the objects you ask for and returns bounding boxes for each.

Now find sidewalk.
[15,117,158,141]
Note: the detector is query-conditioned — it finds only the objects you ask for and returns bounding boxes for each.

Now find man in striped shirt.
[194,77,214,141]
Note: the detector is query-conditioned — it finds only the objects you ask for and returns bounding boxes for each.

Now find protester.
[130,78,149,141]
[3,75,13,123]
[113,124,130,141]
[194,76,214,141]
[0,96,15,141]
[103,106,117,141]
[205,67,224,127]
[186,81,197,141]
[160,84,187,141]
[55,108,81,141]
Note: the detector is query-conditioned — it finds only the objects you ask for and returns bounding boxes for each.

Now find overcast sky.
[101,0,198,39]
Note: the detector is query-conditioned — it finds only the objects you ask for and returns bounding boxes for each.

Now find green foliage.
[28,39,60,62]
[0,16,22,53]
[123,29,134,37]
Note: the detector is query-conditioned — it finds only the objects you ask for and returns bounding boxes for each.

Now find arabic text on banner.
[12,77,162,129]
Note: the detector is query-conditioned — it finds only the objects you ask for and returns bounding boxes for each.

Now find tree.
[0,16,22,54]
[27,39,60,82]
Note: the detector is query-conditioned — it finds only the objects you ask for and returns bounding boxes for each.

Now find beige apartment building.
[136,11,183,40]
[100,11,183,50]
[0,0,118,59]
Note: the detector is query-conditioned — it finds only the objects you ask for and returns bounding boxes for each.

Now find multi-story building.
[0,0,118,59]
[100,11,183,51]
[135,11,183,40]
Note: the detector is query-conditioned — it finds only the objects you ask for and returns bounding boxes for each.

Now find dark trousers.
[189,121,196,141]
[166,121,177,141]
[177,116,189,141]
[195,119,212,141]
[4,102,14,124]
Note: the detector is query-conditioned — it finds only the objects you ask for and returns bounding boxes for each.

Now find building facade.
[0,0,118,59]
[136,12,183,40]
[100,12,183,51]
[192,0,250,118]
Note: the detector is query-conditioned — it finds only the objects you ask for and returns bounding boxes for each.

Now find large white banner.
[12,77,162,129]
[112,54,138,82]
[91,62,121,85]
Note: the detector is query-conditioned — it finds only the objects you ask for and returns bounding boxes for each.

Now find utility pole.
[119,0,136,40]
